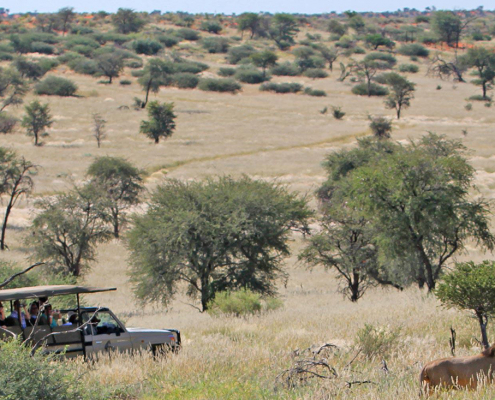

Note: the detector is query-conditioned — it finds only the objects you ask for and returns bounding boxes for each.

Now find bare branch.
[0,262,45,289]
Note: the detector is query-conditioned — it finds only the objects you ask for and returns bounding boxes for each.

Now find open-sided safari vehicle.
[0,285,181,358]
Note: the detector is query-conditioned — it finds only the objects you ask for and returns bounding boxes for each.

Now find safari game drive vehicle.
[0,285,181,358]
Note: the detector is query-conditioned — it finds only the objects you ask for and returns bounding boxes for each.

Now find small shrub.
[270,62,300,76]
[369,116,392,138]
[65,36,100,49]
[125,59,143,69]
[410,55,419,62]
[198,78,241,93]
[172,72,199,88]
[364,52,397,68]
[30,42,56,55]
[38,57,59,72]
[35,76,78,96]
[71,45,95,57]
[352,83,388,96]
[68,57,98,75]
[57,52,83,64]
[200,21,222,34]
[132,39,163,55]
[332,106,345,119]
[0,53,13,61]
[177,28,201,41]
[353,46,366,54]
[469,94,489,102]
[304,87,327,97]
[398,64,419,73]
[398,43,429,57]
[173,60,209,74]
[0,113,17,134]
[226,44,255,64]
[419,33,439,44]
[436,85,442,90]
[157,34,180,48]
[120,79,132,85]
[235,67,266,84]
[201,37,230,53]
[218,67,236,77]
[355,324,401,358]
[465,102,472,111]
[207,289,283,316]
[303,68,328,79]
[259,82,303,93]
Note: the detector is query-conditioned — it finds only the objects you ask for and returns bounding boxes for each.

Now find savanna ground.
[3,21,495,399]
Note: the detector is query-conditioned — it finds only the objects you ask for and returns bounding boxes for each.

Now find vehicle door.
[83,311,133,356]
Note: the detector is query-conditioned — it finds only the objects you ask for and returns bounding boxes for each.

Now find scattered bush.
[68,57,98,75]
[125,59,143,69]
[0,113,17,134]
[398,64,419,73]
[259,82,303,93]
[398,43,429,57]
[419,33,439,44]
[364,52,397,68]
[157,34,180,48]
[30,42,56,55]
[35,76,78,96]
[201,37,230,54]
[177,28,201,41]
[352,83,388,96]
[436,85,442,90]
[132,39,163,55]
[226,44,255,64]
[172,72,199,88]
[218,67,236,77]
[37,57,59,72]
[198,78,241,93]
[65,36,100,49]
[469,94,489,102]
[355,323,401,358]
[332,106,345,119]
[207,289,282,317]
[57,52,83,64]
[234,67,266,84]
[120,79,132,85]
[200,21,223,34]
[353,47,366,54]
[304,87,327,96]
[465,102,472,111]
[303,68,328,79]
[369,116,393,138]
[270,62,300,76]
[173,60,209,74]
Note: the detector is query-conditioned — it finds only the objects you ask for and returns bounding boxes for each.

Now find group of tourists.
[0,297,78,330]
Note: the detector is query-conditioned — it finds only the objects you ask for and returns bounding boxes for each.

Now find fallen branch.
[346,380,376,388]
[0,262,45,289]
[0,326,17,339]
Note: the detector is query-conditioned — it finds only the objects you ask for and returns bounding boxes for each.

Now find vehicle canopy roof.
[0,285,116,302]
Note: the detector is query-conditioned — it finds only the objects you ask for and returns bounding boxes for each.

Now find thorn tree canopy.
[128,176,312,312]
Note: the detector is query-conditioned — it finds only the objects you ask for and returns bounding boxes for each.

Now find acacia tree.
[465,47,495,100]
[112,8,145,34]
[351,59,379,97]
[136,58,172,108]
[250,50,278,78]
[57,7,74,36]
[238,13,261,39]
[348,133,495,291]
[0,67,28,134]
[27,186,113,277]
[428,53,468,83]
[87,156,144,238]
[95,53,124,84]
[92,113,106,148]
[128,176,312,312]
[270,13,299,49]
[0,151,36,250]
[21,100,53,146]
[432,10,471,48]
[436,261,495,349]
[384,73,415,119]
[140,101,176,144]
[318,45,339,71]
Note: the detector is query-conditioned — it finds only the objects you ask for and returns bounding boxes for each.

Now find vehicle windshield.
[82,311,124,335]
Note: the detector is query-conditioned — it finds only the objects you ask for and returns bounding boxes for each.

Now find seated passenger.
[43,304,58,328]
[0,302,6,328]
[63,312,78,326]
[8,300,30,329]
[28,302,48,326]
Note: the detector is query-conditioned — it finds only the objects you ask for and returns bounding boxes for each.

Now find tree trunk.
[109,76,113,84]
[113,215,119,239]
[34,132,39,146]
[0,194,14,250]
[477,312,490,349]
[396,106,401,119]
[350,270,360,302]
[143,79,152,108]
[482,81,487,99]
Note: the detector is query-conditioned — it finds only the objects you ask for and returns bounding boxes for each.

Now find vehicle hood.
[127,327,173,334]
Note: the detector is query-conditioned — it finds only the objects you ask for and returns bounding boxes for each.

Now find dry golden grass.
[1,26,495,398]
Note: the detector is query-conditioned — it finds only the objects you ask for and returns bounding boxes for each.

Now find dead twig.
[277,359,338,388]
[344,349,362,369]
[0,262,45,289]
[345,380,376,388]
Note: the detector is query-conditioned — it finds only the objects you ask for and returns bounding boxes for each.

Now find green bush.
[157,34,180,48]
[0,52,13,61]
[226,44,255,64]
[352,83,388,96]
[419,33,439,44]
[198,78,241,93]
[234,67,267,84]
[31,42,56,55]
[201,37,230,53]
[132,39,163,55]
[355,324,401,358]
[332,106,345,119]
[172,60,209,74]
[35,76,78,96]
[353,47,366,54]
[469,94,489,102]
[303,68,328,79]
[398,63,419,73]
[38,57,59,72]
[304,87,327,96]
[398,43,429,57]
[68,57,98,75]
[172,72,199,88]
[120,79,132,85]
[364,52,397,68]
[218,67,236,77]
[0,340,87,400]
[65,36,100,49]
[125,58,143,69]
[208,289,283,317]
[177,28,201,41]
[0,113,17,134]
[259,82,303,93]
[200,21,223,34]
[270,62,300,76]
[57,52,83,64]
